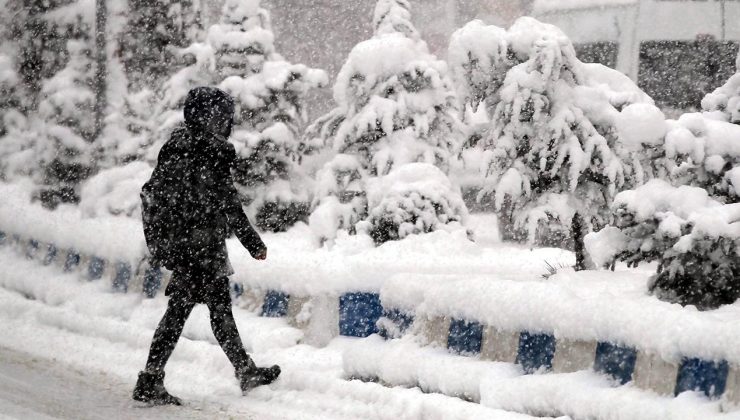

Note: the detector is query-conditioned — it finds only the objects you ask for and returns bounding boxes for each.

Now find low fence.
[2,220,739,411]
[242,278,740,407]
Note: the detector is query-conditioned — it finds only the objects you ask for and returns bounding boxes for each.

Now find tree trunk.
[93,0,107,141]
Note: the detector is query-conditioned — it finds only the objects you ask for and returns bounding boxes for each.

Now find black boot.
[132,370,182,406]
[238,365,281,393]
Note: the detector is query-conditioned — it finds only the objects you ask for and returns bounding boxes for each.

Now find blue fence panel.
[143,266,162,298]
[378,308,415,339]
[516,332,556,373]
[262,290,290,318]
[339,292,382,337]
[88,256,106,281]
[675,358,729,399]
[447,318,483,355]
[26,239,39,259]
[594,342,637,385]
[112,261,131,293]
[230,282,244,300]
[42,244,57,265]
[64,250,80,272]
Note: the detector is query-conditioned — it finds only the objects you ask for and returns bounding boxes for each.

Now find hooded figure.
[133,87,280,406]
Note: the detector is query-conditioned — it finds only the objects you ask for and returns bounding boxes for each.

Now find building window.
[638,39,739,110]
[574,42,619,68]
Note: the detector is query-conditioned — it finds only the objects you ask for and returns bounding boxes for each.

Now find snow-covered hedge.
[586,180,740,309]
[360,163,469,244]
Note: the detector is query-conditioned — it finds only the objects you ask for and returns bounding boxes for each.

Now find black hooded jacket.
[144,87,265,289]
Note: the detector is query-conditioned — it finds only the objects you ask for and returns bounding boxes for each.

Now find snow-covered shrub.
[309,154,368,244]
[585,180,720,268]
[449,17,658,245]
[585,180,740,309]
[360,163,468,244]
[307,0,467,245]
[79,161,152,218]
[660,112,740,203]
[650,204,740,310]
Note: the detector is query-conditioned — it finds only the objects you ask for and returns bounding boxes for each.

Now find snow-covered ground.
[3,182,740,419]
[0,247,552,420]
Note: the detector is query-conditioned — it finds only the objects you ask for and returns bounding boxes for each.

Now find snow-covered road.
[0,346,254,420]
[0,248,548,420]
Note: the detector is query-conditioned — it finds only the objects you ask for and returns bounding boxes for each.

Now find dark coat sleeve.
[218,142,266,257]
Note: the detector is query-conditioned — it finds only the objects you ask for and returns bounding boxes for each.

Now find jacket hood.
[183,87,235,137]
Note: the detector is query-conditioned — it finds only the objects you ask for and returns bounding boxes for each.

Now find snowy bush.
[360,163,468,244]
[650,204,740,310]
[309,154,368,244]
[585,180,740,309]
[79,161,153,218]
[307,0,467,245]
[585,180,721,268]
[660,112,740,203]
[449,17,658,245]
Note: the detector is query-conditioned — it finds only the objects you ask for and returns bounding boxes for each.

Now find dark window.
[638,39,739,110]
[574,42,619,68]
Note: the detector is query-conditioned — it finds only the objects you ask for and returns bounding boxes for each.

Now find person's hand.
[253,248,267,261]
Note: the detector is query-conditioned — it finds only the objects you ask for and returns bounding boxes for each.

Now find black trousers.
[144,292,255,374]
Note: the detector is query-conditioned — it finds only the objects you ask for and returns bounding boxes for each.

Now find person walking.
[133,87,281,406]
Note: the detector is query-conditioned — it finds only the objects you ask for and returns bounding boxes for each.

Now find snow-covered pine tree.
[307,0,467,245]
[210,0,327,232]
[209,0,273,79]
[144,42,217,162]
[448,20,511,127]
[0,54,20,137]
[144,0,326,231]
[6,0,70,111]
[0,54,31,181]
[452,17,657,246]
[120,0,202,91]
[35,11,96,208]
